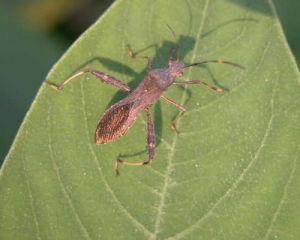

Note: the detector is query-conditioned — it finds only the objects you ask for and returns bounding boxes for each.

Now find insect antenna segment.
[185,60,245,69]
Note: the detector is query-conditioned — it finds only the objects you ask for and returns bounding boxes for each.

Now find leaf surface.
[1,0,300,239]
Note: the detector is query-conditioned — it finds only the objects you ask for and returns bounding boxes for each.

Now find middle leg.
[114,107,155,175]
[161,95,186,134]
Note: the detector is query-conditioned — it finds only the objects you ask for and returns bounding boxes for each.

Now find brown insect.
[47,26,243,175]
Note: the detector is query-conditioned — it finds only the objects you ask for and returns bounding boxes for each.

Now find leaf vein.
[262,145,300,240]
[47,104,91,240]
[167,63,277,240]
[21,131,41,240]
[153,0,211,238]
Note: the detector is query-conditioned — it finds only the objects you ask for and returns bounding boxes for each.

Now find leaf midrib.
[152,0,211,238]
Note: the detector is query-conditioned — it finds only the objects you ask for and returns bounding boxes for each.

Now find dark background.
[1,0,299,166]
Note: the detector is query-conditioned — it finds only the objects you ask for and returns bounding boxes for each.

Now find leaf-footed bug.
[46,25,244,175]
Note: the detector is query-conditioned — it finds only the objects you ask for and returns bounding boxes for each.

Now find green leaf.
[1,0,300,239]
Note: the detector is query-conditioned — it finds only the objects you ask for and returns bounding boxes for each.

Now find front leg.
[46,68,131,92]
[114,107,155,175]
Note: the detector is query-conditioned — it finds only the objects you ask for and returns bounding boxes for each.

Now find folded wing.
[95,101,137,144]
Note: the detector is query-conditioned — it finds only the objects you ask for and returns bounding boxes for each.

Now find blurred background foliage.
[0,0,299,166]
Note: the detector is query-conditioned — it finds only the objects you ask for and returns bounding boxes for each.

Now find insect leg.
[46,69,131,92]
[145,107,155,165]
[161,95,186,134]
[173,80,227,92]
[127,44,152,71]
[114,107,155,175]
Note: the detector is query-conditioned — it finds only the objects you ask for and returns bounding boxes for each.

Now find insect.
[47,26,243,175]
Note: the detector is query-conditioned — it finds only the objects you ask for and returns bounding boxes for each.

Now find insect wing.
[95,101,136,144]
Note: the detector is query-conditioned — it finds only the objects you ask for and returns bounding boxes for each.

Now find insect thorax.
[149,68,175,91]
